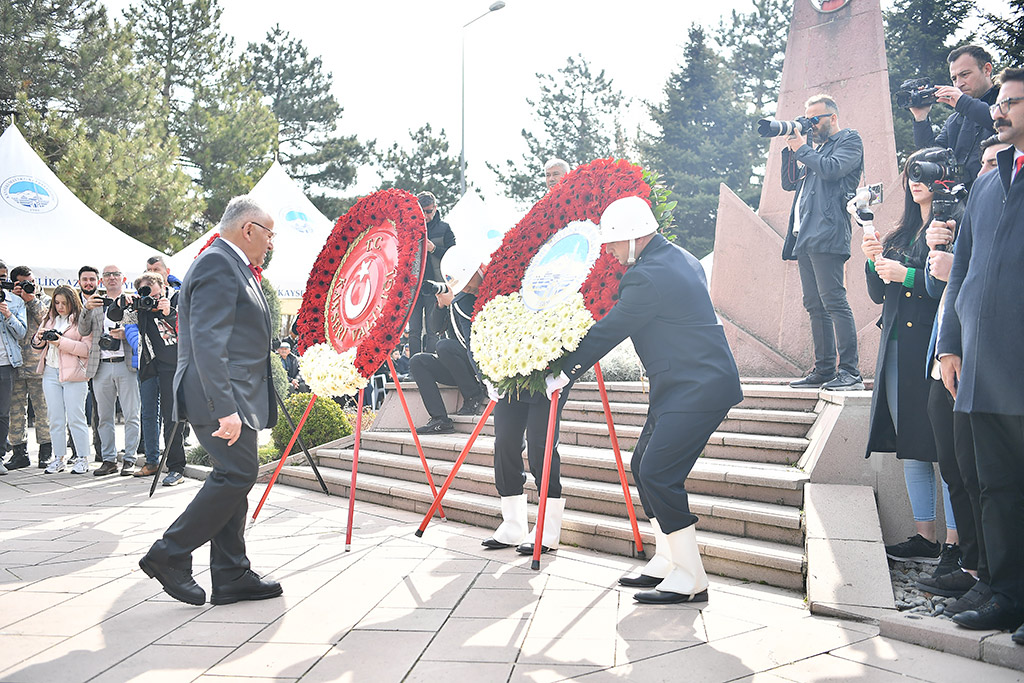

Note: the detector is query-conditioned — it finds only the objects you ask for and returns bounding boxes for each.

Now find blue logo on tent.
[2,176,58,213]
[280,208,313,234]
[486,229,501,239]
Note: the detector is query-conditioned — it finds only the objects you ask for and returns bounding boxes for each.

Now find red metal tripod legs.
[530,389,561,570]
[345,389,365,551]
[252,394,318,523]
[387,357,446,520]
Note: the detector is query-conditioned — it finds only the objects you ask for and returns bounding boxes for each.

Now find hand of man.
[874,257,908,284]
[212,412,243,447]
[940,355,961,400]
[545,371,570,400]
[861,231,883,260]
[928,250,954,282]
[84,293,104,310]
[108,327,126,340]
[908,104,932,121]
[785,131,806,152]
[934,85,963,108]
[290,378,299,389]
[926,220,956,250]
[14,284,34,303]
[483,380,504,403]
[435,290,455,308]
[156,297,171,316]
[426,238,435,253]
[0,301,9,319]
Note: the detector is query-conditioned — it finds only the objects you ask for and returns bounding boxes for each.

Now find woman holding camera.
[33,285,94,474]
[861,147,959,564]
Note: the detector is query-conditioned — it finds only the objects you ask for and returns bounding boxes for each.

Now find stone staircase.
[277,380,823,590]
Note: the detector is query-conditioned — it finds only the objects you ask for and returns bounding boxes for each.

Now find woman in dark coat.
[861,147,958,564]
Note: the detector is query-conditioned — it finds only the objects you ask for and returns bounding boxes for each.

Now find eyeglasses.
[250,221,276,240]
[808,114,834,125]
[990,96,1024,117]
[102,271,122,278]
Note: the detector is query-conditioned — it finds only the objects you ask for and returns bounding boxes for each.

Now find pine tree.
[640,25,754,258]
[489,55,626,204]
[247,24,368,192]
[377,123,461,214]
[982,0,1024,67]
[883,0,976,164]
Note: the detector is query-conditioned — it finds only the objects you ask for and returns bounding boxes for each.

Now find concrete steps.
[277,380,815,590]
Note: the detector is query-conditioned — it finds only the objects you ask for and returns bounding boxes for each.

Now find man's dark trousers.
[492,389,571,499]
[409,339,480,419]
[147,419,258,584]
[797,252,859,376]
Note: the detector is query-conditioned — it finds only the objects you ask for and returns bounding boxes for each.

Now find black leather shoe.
[516,542,553,555]
[1013,622,1024,645]
[952,596,1024,631]
[139,555,206,605]
[945,581,992,616]
[94,461,118,477]
[634,588,709,604]
[619,573,662,588]
[211,569,282,605]
[481,537,514,550]
[5,454,30,470]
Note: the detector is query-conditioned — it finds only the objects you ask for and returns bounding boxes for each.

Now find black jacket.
[938,146,1024,416]
[781,128,864,260]
[425,213,455,282]
[912,86,997,187]
[561,234,742,417]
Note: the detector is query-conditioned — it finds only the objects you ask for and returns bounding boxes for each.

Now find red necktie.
[1015,155,1024,181]
[248,264,263,282]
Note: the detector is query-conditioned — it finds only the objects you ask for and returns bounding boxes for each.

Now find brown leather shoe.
[134,463,160,477]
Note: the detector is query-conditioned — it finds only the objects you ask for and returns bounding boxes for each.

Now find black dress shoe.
[1013,623,1024,645]
[619,573,662,588]
[952,596,1024,631]
[139,555,206,605]
[211,569,283,605]
[516,542,553,555]
[481,537,514,550]
[634,588,709,604]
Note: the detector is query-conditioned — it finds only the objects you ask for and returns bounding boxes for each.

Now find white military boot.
[482,494,528,549]
[516,497,566,555]
[633,524,709,604]
[619,518,673,587]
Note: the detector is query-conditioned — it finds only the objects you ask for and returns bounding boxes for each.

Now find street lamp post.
[460,1,506,196]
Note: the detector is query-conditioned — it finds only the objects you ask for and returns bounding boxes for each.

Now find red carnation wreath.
[294,189,426,395]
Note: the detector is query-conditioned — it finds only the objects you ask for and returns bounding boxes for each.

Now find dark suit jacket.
[781,128,864,261]
[173,238,277,430]
[938,146,1024,415]
[561,234,743,417]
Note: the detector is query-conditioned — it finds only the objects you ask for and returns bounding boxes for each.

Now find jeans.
[92,360,140,463]
[139,374,160,464]
[903,459,955,527]
[797,252,860,376]
[41,366,90,461]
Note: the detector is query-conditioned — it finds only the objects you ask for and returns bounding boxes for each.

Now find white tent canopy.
[170,161,334,299]
[443,190,523,263]
[0,124,157,287]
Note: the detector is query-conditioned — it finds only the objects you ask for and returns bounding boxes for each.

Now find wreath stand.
[415,361,645,570]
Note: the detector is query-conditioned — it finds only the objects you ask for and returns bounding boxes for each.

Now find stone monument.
[710,0,900,377]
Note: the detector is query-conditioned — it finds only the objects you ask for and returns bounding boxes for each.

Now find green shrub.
[579,339,644,382]
[270,351,289,402]
[184,442,288,467]
[271,392,352,455]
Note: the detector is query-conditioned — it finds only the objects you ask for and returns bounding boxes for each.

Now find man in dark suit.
[548,196,742,605]
[938,68,1024,640]
[140,195,281,606]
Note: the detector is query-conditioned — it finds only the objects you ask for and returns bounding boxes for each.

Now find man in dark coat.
[781,94,865,391]
[140,195,281,607]
[938,68,1024,639]
[408,192,455,355]
[548,196,743,604]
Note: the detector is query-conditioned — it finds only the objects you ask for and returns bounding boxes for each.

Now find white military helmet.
[440,244,485,294]
[599,196,658,265]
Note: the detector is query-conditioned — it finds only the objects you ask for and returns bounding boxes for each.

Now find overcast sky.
[101,0,1006,201]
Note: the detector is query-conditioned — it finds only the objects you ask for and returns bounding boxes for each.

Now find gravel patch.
[889,559,956,619]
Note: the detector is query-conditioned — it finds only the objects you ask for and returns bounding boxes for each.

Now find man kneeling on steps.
[547,196,742,604]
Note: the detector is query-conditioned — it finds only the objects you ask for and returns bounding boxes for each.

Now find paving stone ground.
[1,454,1022,682]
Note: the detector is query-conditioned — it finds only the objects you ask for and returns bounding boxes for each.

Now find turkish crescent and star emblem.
[325,222,400,353]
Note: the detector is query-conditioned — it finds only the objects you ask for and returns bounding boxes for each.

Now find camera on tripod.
[895,78,939,110]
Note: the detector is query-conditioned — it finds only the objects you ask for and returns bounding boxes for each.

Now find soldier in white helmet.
[409,244,489,434]
[546,196,743,604]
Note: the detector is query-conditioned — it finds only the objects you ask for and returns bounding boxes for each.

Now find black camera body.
[895,78,938,110]
[106,285,157,322]
[420,280,450,296]
[757,116,814,138]
[98,334,121,352]
[40,329,62,342]
[0,279,35,302]
[909,149,967,248]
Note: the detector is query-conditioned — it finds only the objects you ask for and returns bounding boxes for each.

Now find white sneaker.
[45,458,66,474]
[0,461,7,475]
[71,458,89,474]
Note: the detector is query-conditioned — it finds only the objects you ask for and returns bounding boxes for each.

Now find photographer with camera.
[32,286,92,474]
[777,94,865,390]
[0,270,28,476]
[410,245,489,435]
[79,265,140,476]
[3,266,52,470]
[122,271,184,484]
[908,45,997,187]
